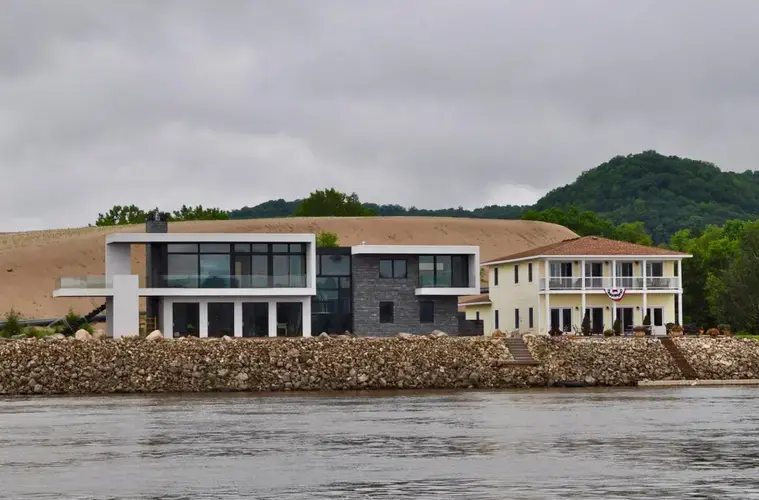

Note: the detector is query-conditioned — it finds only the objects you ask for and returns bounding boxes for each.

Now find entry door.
[585,307,604,334]
[646,307,665,336]
[616,307,634,333]
[551,308,572,332]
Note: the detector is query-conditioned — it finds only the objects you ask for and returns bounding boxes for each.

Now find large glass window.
[172,302,199,337]
[167,254,199,287]
[320,254,350,276]
[251,254,268,287]
[160,242,307,289]
[200,254,231,288]
[419,255,469,287]
[242,302,268,337]
[208,302,234,337]
[276,302,303,336]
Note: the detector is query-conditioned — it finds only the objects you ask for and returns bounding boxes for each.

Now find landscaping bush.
[23,326,57,339]
[717,324,732,335]
[706,327,721,337]
[62,308,87,335]
[603,329,615,337]
[581,311,591,336]
[613,318,622,336]
[2,308,23,338]
[548,327,563,337]
[665,322,675,334]
[643,313,651,327]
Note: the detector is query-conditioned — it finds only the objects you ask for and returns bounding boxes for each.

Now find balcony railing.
[56,275,110,289]
[539,276,680,291]
[154,274,308,289]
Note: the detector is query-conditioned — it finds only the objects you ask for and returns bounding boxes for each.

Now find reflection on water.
[1,388,758,499]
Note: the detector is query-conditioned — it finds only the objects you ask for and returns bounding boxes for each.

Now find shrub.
[665,322,675,334]
[23,326,56,339]
[316,231,339,248]
[706,327,721,337]
[613,318,622,336]
[2,308,23,338]
[717,324,732,335]
[62,308,85,334]
[603,329,615,337]
[581,311,591,336]
[548,327,563,337]
[643,313,651,327]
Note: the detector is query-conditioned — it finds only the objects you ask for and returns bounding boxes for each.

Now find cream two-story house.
[460,236,691,335]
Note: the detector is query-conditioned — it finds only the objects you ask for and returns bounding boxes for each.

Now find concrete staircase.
[660,337,698,380]
[504,337,539,365]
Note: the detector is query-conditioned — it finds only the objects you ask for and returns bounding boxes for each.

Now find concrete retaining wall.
[0,336,757,395]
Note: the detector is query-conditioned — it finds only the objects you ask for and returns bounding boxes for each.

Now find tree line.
[93,204,229,226]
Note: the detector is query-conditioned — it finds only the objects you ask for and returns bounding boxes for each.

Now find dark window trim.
[379,301,394,323]
[494,268,499,286]
[514,308,520,329]
[418,254,469,287]
[420,300,435,323]
[528,263,533,282]
[495,310,499,330]
[514,264,519,284]
[528,307,534,328]
[379,259,407,279]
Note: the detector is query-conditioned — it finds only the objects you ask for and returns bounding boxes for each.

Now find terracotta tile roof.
[482,236,690,264]
[458,293,491,306]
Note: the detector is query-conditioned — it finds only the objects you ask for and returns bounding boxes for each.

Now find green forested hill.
[229,150,759,243]
[533,150,759,242]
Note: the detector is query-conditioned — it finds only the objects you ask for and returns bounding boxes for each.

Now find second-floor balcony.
[539,276,680,291]
[55,273,308,291]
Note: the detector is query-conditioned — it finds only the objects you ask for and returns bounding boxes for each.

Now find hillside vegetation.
[229,151,759,243]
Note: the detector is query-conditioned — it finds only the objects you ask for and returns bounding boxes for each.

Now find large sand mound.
[0,217,576,319]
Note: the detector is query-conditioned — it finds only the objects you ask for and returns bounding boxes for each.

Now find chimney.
[146,208,168,233]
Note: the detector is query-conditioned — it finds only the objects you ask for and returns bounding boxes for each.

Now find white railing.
[540,276,680,291]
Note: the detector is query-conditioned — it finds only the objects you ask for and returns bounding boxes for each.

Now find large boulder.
[429,330,448,338]
[92,329,106,340]
[396,332,415,339]
[491,329,505,338]
[145,330,164,342]
[74,329,92,341]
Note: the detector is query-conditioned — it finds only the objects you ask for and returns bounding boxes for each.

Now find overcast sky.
[1,0,758,231]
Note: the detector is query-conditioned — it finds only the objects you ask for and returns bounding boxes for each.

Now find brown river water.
[1,387,758,499]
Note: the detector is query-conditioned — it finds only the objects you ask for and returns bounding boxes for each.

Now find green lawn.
[736,334,759,339]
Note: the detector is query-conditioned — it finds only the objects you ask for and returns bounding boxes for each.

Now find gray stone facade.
[351,255,459,336]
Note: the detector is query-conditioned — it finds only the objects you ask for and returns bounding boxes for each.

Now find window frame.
[494,267,499,286]
[528,307,534,328]
[419,300,435,323]
[528,263,533,282]
[514,264,519,284]
[418,255,469,287]
[514,308,520,329]
[494,309,499,330]
[379,301,395,323]
[379,259,408,279]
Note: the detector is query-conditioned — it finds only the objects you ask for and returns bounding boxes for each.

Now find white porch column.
[234,301,243,337]
[199,300,208,338]
[612,302,617,330]
[580,259,586,325]
[677,259,683,289]
[302,298,312,337]
[111,274,139,338]
[268,301,277,337]
[642,259,647,324]
[162,298,172,337]
[611,259,617,288]
[677,259,684,324]
[544,259,551,334]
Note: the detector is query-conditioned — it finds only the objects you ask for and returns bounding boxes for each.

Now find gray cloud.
[1,0,758,231]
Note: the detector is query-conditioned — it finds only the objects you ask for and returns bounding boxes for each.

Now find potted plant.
[670,324,684,337]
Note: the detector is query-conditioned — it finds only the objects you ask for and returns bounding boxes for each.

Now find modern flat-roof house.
[53,221,480,338]
[460,236,691,336]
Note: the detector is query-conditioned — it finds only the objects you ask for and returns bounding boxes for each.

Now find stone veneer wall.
[2,336,758,395]
[351,254,459,336]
